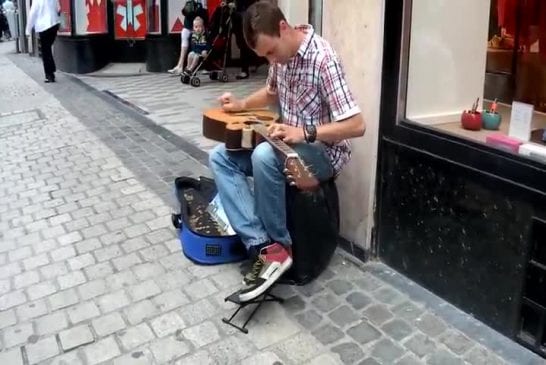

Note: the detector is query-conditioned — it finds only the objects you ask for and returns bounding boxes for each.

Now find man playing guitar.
[209,1,365,301]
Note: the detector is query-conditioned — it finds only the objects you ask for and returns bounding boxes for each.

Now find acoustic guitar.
[202,108,319,191]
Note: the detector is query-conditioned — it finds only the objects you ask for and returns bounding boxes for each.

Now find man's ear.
[279,20,288,32]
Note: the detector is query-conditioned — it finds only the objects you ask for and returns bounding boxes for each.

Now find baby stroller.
[181,3,234,87]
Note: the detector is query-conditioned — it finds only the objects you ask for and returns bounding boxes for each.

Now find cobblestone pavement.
[1,42,544,365]
[76,67,268,154]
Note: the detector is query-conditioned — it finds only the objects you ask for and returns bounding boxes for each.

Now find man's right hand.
[218,92,245,112]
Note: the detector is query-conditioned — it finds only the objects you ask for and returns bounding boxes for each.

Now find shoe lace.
[248,256,265,280]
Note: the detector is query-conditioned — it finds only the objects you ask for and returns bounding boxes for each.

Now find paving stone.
[360,358,382,365]
[353,274,382,292]
[78,279,107,300]
[183,278,218,301]
[68,253,96,270]
[150,311,186,338]
[59,324,95,351]
[415,313,448,338]
[128,279,162,302]
[57,270,87,290]
[16,299,48,321]
[241,351,284,365]
[25,336,59,364]
[8,246,33,262]
[439,329,475,355]
[327,279,355,296]
[305,353,343,365]
[393,301,424,321]
[0,308,17,329]
[426,349,465,365]
[346,292,373,310]
[152,289,189,312]
[112,253,142,271]
[39,262,69,280]
[395,354,424,365]
[106,270,139,290]
[68,301,101,324]
[207,336,255,364]
[371,338,406,364]
[92,312,127,336]
[329,305,360,327]
[51,246,76,262]
[175,350,216,365]
[96,290,131,313]
[3,322,34,348]
[272,332,325,364]
[0,290,27,310]
[83,336,121,364]
[132,262,165,281]
[117,322,156,352]
[312,323,345,345]
[312,292,342,313]
[296,281,325,296]
[347,321,382,345]
[404,333,438,358]
[331,342,365,364]
[13,270,40,289]
[48,351,85,365]
[362,304,394,325]
[35,311,69,335]
[0,348,23,365]
[84,261,114,280]
[284,294,307,312]
[463,346,507,365]
[182,321,220,348]
[124,299,159,325]
[48,288,79,311]
[381,318,414,341]
[295,309,324,330]
[112,349,155,365]
[372,287,405,306]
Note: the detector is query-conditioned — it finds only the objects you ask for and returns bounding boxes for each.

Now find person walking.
[26,0,60,82]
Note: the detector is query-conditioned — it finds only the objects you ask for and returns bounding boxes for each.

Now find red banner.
[58,0,71,34]
[114,0,147,40]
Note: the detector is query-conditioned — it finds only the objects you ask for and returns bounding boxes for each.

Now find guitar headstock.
[284,157,319,191]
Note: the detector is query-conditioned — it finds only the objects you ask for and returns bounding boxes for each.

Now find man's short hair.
[243,1,287,49]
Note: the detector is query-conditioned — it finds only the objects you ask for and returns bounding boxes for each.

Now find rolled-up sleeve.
[319,56,361,122]
[266,64,278,96]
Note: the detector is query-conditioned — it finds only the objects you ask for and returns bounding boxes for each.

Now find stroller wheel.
[181,74,190,84]
[220,73,229,83]
[190,77,201,87]
[209,72,218,81]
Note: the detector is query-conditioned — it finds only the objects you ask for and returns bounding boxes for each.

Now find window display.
[147,0,161,34]
[58,0,72,35]
[114,0,147,39]
[74,0,108,35]
[404,0,546,165]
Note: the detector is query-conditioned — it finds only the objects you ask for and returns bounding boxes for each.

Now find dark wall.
[377,140,545,338]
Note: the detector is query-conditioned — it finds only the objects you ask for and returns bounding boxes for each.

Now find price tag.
[508,101,534,141]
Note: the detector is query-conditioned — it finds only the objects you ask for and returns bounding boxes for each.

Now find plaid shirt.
[266,25,361,175]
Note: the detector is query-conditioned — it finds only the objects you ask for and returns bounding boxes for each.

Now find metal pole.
[16,0,27,53]
[308,0,322,35]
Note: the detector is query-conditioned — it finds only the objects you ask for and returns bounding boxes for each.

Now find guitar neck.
[253,124,298,158]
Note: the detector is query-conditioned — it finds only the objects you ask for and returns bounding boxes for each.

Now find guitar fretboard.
[252,124,298,158]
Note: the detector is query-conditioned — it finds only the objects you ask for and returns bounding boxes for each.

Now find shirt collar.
[295,24,314,58]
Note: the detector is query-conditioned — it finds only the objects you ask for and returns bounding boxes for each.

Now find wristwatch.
[304,124,317,143]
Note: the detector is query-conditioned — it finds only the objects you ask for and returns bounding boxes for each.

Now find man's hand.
[218,92,245,112]
[268,124,305,144]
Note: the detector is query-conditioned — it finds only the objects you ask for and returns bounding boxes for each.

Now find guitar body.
[202,108,280,151]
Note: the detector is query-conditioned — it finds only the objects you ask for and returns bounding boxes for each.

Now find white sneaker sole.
[238,257,293,302]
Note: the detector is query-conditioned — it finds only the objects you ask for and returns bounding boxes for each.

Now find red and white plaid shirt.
[266,25,361,175]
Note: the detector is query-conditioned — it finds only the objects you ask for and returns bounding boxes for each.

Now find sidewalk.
[1,42,544,365]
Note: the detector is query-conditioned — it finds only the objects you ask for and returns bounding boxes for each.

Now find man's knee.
[209,144,228,170]
[251,143,278,171]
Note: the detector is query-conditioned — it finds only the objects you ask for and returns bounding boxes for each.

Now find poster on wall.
[58,0,72,35]
[147,0,161,34]
[73,0,108,35]
[114,0,147,39]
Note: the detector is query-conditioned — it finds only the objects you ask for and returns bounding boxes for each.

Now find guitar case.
[171,176,248,265]
[171,176,340,285]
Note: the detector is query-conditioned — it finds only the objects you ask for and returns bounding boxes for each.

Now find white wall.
[406,0,491,124]
[278,0,309,25]
[322,0,385,251]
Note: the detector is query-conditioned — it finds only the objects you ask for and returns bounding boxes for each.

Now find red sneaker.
[238,243,293,302]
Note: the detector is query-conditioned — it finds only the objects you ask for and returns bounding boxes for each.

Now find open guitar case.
[171,175,340,285]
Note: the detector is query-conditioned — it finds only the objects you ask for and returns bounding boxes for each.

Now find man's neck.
[289,28,307,57]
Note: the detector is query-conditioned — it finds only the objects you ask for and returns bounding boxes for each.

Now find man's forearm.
[242,87,278,110]
[315,114,366,143]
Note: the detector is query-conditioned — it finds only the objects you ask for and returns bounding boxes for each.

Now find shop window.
[403,0,546,164]
[147,0,161,34]
[58,0,72,35]
[73,0,108,35]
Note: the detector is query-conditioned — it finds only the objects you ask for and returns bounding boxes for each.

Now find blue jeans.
[209,142,334,250]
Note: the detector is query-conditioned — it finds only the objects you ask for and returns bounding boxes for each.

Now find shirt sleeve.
[265,63,278,96]
[26,0,38,35]
[319,55,361,122]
